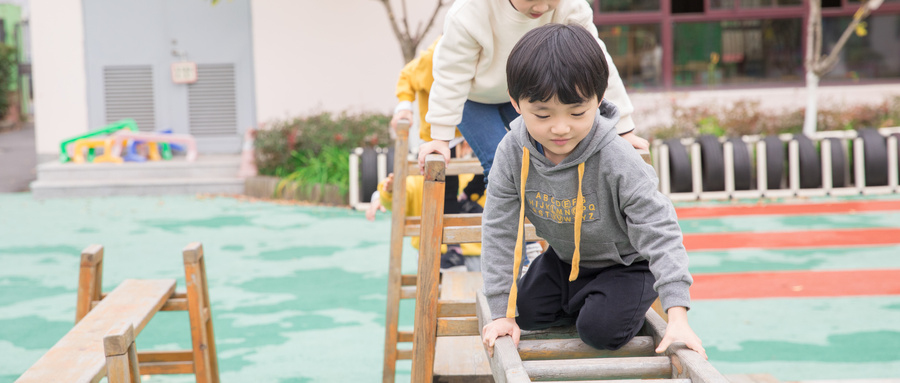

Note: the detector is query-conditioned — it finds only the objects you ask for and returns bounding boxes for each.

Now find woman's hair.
[507,23,609,105]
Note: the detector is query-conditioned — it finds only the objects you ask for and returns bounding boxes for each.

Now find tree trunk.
[803,70,820,136]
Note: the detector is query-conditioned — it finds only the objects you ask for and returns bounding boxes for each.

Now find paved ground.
[0,193,899,382]
[0,124,36,193]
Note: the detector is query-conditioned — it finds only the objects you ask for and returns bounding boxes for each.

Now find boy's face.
[510,94,601,165]
[508,0,560,19]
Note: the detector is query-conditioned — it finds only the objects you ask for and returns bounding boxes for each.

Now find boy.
[417,0,649,177]
[480,24,706,359]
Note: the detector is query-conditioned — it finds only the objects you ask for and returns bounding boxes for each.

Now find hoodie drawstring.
[569,162,585,281]
[506,146,530,319]
[507,146,586,318]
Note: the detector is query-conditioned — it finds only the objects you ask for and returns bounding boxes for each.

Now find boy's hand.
[417,140,451,174]
[621,131,650,151]
[482,317,520,358]
[655,306,707,359]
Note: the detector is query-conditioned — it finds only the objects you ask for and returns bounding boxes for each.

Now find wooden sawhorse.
[16,242,219,383]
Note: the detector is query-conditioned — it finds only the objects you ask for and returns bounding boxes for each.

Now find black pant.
[516,247,658,350]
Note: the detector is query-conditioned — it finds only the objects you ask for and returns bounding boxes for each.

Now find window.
[598,24,662,88]
[673,19,803,86]
[821,14,900,80]
[598,0,660,12]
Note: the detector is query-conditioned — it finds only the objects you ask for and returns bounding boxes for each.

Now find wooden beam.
[437,317,480,337]
[518,336,657,360]
[522,356,672,381]
[476,291,530,383]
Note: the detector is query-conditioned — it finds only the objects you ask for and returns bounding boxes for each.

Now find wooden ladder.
[475,290,727,382]
[411,152,721,382]
[381,121,486,382]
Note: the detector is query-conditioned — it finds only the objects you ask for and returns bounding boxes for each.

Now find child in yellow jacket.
[371,172,484,271]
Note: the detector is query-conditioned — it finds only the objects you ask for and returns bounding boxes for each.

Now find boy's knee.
[576,317,642,350]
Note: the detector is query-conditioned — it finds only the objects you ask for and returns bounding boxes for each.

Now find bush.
[647,96,900,141]
[0,44,17,120]
[254,111,391,202]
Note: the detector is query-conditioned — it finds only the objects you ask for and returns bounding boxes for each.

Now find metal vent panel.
[103,65,156,131]
[188,64,238,136]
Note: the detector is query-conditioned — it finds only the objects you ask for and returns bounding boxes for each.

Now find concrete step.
[30,177,244,199]
[36,155,240,181]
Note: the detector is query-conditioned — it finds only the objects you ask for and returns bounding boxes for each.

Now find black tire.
[858,128,888,186]
[826,137,847,188]
[764,136,785,190]
[697,135,725,192]
[795,134,821,189]
[360,146,379,202]
[664,139,693,193]
[728,137,752,190]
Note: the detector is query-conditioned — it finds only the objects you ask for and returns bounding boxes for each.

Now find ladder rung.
[518,336,657,360]
[522,356,671,381]
[398,331,414,343]
[407,159,483,176]
[437,300,475,317]
[436,317,479,336]
[397,349,413,360]
[401,274,416,286]
[401,286,416,299]
[540,380,691,383]
[521,326,579,340]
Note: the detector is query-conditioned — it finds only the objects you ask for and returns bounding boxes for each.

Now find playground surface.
[1,192,899,382]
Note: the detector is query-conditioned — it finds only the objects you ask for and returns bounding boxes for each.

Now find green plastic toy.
[59,119,173,163]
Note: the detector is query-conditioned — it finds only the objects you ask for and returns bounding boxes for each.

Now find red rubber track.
[682,228,900,251]
[692,269,900,300]
[676,199,900,219]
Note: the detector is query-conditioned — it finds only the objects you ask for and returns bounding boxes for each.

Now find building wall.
[250,0,447,125]
[31,0,89,159]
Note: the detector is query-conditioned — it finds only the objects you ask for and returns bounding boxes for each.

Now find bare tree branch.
[376,0,447,63]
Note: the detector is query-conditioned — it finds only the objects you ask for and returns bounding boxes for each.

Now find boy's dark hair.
[507,23,609,105]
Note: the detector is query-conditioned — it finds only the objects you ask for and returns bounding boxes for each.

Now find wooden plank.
[400,286,416,299]
[18,279,175,383]
[407,158,484,176]
[518,336,657,360]
[160,298,188,311]
[400,274,416,286]
[103,323,140,383]
[442,225,542,244]
[476,291,530,383]
[137,350,193,363]
[397,331,414,343]
[438,300,476,317]
[405,213,483,227]
[383,121,411,383]
[410,154,447,382]
[642,308,730,383]
[182,243,220,383]
[139,361,194,375]
[397,349,413,360]
[540,380,690,383]
[75,245,104,323]
[434,272,491,380]
[437,317,480,336]
[520,326,580,340]
[522,356,672,381]
[432,337,495,383]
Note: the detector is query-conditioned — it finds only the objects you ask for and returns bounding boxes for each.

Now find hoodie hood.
[503,99,621,318]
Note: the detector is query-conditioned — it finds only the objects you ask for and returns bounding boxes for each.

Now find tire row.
[663,128,900,193]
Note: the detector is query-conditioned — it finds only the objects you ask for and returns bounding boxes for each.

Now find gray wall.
[83,0,256,153]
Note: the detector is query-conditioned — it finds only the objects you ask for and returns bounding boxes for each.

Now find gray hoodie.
[482,100,692,320]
